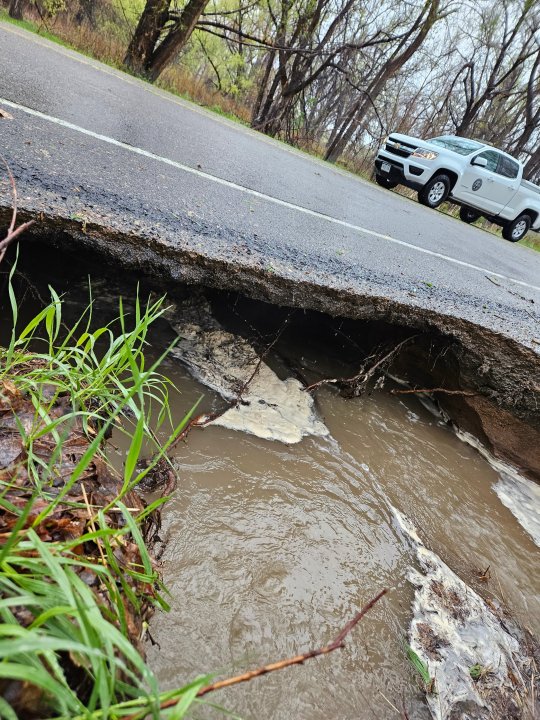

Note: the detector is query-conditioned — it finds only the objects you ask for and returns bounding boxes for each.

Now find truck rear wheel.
[502,214,531,242]
[459,206,481,224]
[375,174,398,189]
[418,174,451,209]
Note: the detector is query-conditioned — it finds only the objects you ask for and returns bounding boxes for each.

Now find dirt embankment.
[4,209,540,482]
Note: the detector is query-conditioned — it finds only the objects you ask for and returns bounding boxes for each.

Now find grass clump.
[0,265,207,718]
[405,643,435,694]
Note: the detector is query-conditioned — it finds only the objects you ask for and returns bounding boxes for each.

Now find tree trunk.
[251,49,276,126]
[523,146,540,182]
[253,72,282,132]
[75,0,97,27]
[124,0,170,76]
[324,97,365,162]
[8,0,28,19]
[144,0,210,82]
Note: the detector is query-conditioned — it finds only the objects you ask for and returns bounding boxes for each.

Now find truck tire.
[375,174,398,189]
[459,206,481,224]
[502,214,531,242]
[418,174,451,208]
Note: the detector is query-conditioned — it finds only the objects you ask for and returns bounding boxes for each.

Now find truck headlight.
[411,149,439,160]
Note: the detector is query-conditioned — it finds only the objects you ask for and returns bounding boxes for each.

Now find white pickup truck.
[374,134,540,242]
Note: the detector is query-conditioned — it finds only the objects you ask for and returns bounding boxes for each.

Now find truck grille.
[385,137,417,158]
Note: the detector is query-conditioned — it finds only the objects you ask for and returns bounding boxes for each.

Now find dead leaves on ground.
[0,372,160,713]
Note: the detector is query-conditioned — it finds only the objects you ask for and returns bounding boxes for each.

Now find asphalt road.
[0,22,539,346]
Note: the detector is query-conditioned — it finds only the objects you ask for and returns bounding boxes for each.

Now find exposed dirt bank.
[3,208,539,482]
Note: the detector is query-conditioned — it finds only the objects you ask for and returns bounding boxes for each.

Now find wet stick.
[0,154,34,262]
[390,387,477,396]
[127,588,389,719]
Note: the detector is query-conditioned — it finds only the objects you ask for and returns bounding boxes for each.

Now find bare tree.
[231,0,420,139]
[448,0,540,137]
[523,140,540,180]
[508,49,540,154]
[324,0,444,162]
[124,0,211,81]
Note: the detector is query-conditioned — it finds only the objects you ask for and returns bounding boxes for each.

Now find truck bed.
[521,178,540,195]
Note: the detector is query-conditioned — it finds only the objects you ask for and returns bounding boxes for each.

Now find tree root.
[304,335,417,396]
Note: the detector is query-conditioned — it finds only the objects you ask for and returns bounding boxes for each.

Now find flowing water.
[145,320,540,720]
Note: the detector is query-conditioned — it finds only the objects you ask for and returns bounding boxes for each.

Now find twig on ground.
[401,698,411,719]
[81,483,107,566]
[167,410,226,453]
[378,690,401,714]
[390,387,477,397]
[127,588,388,719]
[0,154,34,263]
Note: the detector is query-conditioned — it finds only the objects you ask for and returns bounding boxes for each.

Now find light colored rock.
[168,298,328,444]
[395,509,529,720]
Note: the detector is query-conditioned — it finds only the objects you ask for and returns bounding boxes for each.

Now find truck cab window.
[498,156,519,179]
[474,150,499,172]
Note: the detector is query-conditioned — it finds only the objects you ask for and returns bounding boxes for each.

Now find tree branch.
[201,0,261,17]
[390,387,477,396]
[126,588,388,719]
[304,335,417,394]
[0,155,34,263]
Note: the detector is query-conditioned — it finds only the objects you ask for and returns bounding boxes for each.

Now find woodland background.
[2,0,540,181]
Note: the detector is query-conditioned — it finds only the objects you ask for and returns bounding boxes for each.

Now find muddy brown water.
[144,345,540,720]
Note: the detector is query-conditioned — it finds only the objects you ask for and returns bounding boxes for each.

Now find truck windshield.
[427,137,484,155]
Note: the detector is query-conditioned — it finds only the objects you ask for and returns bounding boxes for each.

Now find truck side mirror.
[471,156,488,168]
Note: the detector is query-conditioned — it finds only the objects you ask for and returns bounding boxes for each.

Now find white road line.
[2,96,540,294]
[0,22,355,180]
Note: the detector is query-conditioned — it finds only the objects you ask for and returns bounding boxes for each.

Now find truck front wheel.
[502,214,531,242]
[418,174,451,209]
[459,206,481,224]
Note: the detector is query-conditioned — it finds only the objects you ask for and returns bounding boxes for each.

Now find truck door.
[456,150,517,214]
[495,156,521,213]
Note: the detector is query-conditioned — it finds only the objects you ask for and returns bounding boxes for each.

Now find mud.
[1,211,539,481]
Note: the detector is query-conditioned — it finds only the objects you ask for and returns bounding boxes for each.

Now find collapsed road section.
[1,204,539,483]
[1,88,540,481]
